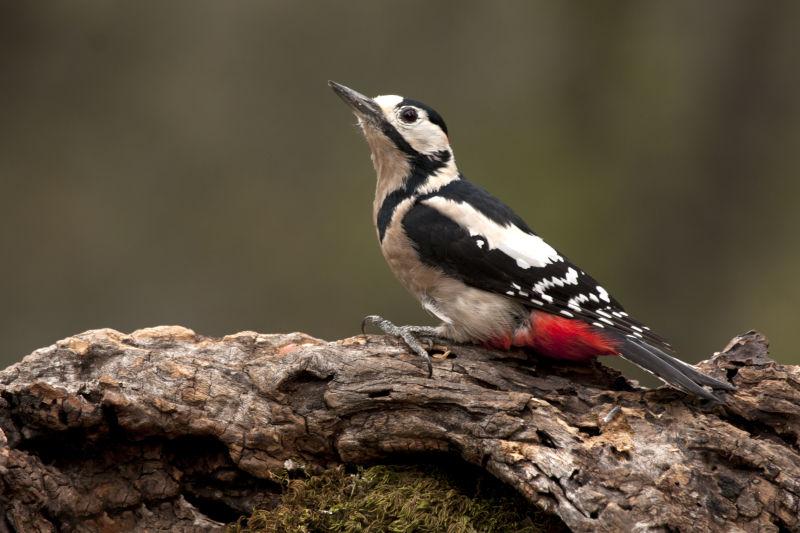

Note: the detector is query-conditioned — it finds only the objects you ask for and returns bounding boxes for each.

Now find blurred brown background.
[1,1,798,370]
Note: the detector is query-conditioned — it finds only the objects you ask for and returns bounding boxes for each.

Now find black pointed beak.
[328,81,384,125]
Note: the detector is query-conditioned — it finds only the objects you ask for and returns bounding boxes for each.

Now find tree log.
[0,326,797,532]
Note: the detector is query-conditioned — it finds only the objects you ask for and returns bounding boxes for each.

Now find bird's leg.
[361,315,446,377]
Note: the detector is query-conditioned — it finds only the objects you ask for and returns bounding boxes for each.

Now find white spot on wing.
[530,268,580,300]
[565,268,578,284]
[567,294,589,308]
[560,310,574,318]
[596,286,611,303]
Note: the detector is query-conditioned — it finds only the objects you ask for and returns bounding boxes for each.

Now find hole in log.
[368,389,391,398]
[277,370,334,413]
[165,435,282,519]
[182,492,242,524]
[610,448,631,461]
[774,517,792,533]
[719,412,798,452]
[578,425,601,437]
[277,370,333,392]
[536,430,558,449]
[427,346,456,359]
[18,425,283,526]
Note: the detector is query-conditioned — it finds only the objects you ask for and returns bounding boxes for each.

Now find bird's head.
[329,81,454,178]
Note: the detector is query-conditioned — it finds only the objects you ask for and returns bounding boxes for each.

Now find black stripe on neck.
[376,150,452,241]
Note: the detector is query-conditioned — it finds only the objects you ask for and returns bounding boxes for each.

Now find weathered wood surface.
[0,326,797,532]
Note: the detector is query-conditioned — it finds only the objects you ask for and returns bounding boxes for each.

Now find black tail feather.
[632,339,735,391]
[617,338,730,401]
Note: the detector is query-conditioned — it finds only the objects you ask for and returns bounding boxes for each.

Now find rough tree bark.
[0,326,797,532]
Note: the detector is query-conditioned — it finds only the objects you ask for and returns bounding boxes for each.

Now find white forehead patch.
[374,94,403,114]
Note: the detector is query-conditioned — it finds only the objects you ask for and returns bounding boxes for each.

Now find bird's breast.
[378,196,435,298]
[378,199,524,342]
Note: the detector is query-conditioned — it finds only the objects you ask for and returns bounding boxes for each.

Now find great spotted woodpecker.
[329,81,733,401]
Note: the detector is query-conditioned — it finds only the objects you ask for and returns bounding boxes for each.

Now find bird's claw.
[360,315,439,377]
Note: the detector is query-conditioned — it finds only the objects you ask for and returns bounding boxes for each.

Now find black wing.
[405,179,671,351]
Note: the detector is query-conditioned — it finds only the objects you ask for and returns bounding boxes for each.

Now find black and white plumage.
[329,81,734,401]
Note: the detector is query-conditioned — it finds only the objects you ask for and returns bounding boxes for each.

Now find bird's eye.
[399,107,419,124]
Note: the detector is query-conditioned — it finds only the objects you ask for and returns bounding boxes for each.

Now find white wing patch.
[423,197,562,269]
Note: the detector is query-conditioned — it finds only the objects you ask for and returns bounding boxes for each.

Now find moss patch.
[229,461,565,532]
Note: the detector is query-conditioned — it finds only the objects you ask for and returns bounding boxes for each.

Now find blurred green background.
[1,1,798,370]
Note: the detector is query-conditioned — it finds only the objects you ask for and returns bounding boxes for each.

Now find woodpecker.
[329,81,733,401]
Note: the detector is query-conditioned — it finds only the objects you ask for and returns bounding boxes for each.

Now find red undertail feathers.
[486,310,619,362]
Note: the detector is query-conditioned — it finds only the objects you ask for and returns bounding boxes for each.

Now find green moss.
[229,462,564,533]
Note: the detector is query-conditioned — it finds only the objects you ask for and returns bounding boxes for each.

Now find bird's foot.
[361,315,447,377]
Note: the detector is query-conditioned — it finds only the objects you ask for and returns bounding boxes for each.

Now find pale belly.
[380,231,524,343]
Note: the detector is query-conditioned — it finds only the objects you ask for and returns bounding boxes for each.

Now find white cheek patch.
[403,121,449,155]
[423,197,562,269]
